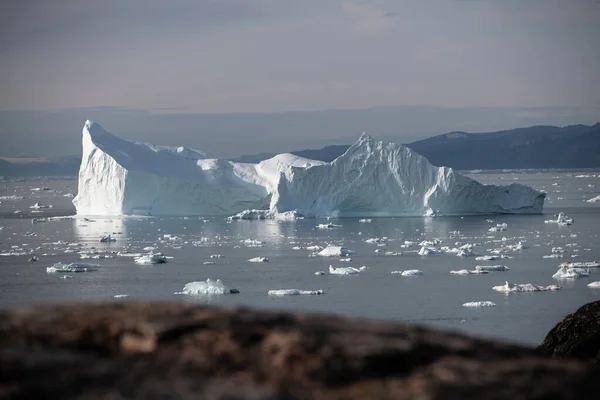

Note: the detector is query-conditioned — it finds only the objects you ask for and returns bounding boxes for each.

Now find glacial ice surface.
[74,121,546,217]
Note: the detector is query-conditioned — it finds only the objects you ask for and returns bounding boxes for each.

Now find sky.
[1,0,599,158]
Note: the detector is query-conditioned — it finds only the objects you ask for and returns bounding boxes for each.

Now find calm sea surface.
[1,170,599,345]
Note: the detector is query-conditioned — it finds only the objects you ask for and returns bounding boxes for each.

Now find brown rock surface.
[0,302,599,399]
[538,300,600,363]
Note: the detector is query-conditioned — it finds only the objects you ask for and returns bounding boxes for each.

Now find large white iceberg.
[74,121,546,217]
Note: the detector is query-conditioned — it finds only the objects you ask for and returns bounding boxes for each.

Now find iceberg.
[134,253,168,265]
[586,195,600,203]
[492,281,562,292]
[176,279,239,295]
[391,269,423,276]
[267,289,324,296]
[46,262,98,273]
[318,246,355,257]
[552,266,590,280]
[474,265,509,272]
[329,265,367,275]
[588,281,600,288]
[247,257,269,263]
[74,121,546,217]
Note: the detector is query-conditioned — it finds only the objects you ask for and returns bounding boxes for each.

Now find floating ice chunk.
[248,257,269,262]
[492,281,561,292]
[588,281,600,288]
[60,275,74,279]
[268,289,324,296]
[63,193,75,198]
[418,246,441,255]
[29,202,51,209]
[305,245,322,251]
[318,246,355,257]
[99,234,116,243]
[475,265,509,272]
[456,248,477,257]
[359,218,372,223]
[365,237,386,244]
[329,265,367,275]
[210,254,223,259]
[545,212,574,225]
[317,223,342,229]
[114,294,129,298]
[339,257,352,262]
[384,251,402,256]
[462,301,496,307]
[586,195,600,203]
[134,253,168,264]
[552,266,590,279]
[488,223,507,232]
[559,261,600,268]
[242,238,265,247]
[47,263,98,273]
[476,255,500,261]
[543,254,563,259]
[450,269,471,275]
[176,279,239,295]
[315,270,325,275]
[227,209,271,220]
[391,269,423,276]
[0,195,23,200]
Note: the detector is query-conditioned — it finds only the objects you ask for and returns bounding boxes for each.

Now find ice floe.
[248,257,269,262]
[134,253,168,265]
[588,281,600,288]
[267,289,324,296]
[552,266,590,279]
[47,262,98,273]
[176,279,239,295]
[391,269,423,276]
[329,265,367,275]
[462,301,496,307]
[586,195,600,203]
[318,246,355,257]
[492,281,561,292]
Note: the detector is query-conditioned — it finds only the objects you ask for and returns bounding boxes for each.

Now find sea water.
[0,170,599,346]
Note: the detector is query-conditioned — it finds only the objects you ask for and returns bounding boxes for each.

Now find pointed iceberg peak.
[358,132,374,142]
[83,120,104,136]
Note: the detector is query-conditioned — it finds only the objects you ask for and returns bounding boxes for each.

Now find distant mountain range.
[234,123,600,169]
[1,123,599,176]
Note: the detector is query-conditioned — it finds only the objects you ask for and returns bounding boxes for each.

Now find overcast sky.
[1,0,599,157]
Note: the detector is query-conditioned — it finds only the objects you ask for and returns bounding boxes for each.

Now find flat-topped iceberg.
[329,265,367,275]
[176,279,239,295]
[74,121,546,217]
[492,281,562,292]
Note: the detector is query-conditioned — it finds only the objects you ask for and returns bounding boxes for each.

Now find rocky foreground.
[1,302,599,399]
[538,300,600,363]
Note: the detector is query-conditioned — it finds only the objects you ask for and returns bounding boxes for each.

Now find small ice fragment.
[462,301,496,307]
[248,257,269,263]
[391,269,423,276]
[318,246,355,257]
[268,289,323,296]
